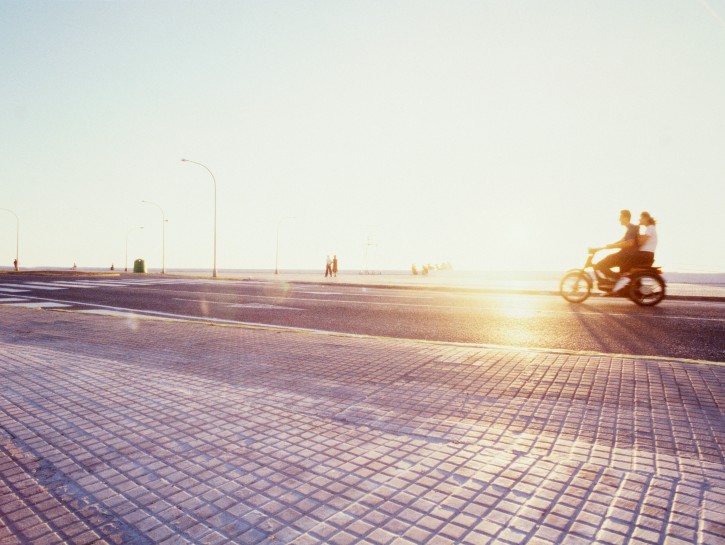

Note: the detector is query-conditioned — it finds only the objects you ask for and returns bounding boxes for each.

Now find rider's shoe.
[601,276,631,297]
[609,276,630,295]
[613,276,630,291]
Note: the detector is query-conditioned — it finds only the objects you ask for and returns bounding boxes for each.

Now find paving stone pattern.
[0,307,723,545]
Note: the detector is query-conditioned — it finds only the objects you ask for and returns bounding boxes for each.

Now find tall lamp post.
[0,208,19,270]
[125,226,144,272]
[141,200,167,274]
[275,216,295,275]
[181,158,217,278]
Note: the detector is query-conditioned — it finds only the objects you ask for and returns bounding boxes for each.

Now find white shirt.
[640,225,657,253]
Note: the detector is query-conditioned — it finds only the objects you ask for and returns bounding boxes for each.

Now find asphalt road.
[1,273,724,362]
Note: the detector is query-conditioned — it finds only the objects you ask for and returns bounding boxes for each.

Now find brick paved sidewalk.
[1,307,723,545]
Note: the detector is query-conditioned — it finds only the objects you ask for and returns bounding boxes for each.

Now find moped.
[560,249,666,306]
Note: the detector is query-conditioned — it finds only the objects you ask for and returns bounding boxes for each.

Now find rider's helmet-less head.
[640,211,656,226]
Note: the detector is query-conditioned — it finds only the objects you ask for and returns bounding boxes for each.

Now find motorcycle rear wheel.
[628,273,666,306]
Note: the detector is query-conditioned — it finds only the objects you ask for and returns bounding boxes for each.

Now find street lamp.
[181,158,217,278]
[125,226,144,272]
[275,216,295,275]
[0,208,19,270]
[141,200,167,274]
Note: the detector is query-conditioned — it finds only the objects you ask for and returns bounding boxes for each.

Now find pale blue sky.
[2,1,724,272]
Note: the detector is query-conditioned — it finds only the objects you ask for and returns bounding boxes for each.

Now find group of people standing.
[325,255,338,278]
[594,209,658,295]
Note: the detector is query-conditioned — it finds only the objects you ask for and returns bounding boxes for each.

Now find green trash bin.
[133,259,147,273]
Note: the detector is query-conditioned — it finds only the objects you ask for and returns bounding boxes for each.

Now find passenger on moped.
[608,211,659,295]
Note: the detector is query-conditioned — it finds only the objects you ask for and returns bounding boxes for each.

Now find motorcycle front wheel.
[560,270,592,303]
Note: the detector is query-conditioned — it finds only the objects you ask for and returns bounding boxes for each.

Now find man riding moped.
[590,209,638,290]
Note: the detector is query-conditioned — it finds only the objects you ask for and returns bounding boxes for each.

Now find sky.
[1,0,724,273]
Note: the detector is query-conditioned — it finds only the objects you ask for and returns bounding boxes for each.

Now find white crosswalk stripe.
[4,301,71,308]
[0,278,222,312]
[0,278,235,312]
[0,277,210,292]
[0,282,65,290]
[26,281,97,288]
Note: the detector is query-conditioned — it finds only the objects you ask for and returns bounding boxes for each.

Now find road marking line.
[356,293,434,299]
[231,303,304,310]
[173,298,304,311]
[38,281,98,288]
[0,298,27,303]
[72,282,129,287]
[0,287,30,293]
[297,290,433,299]
[5,301,71,308]
[0,283,65,290]
[22,281,74,288]
[76,309,173,319]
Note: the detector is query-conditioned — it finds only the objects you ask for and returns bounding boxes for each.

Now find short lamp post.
[141,200,167,274]
[125,226,144,272]
[0,208,19,270]
[181,158,217,278]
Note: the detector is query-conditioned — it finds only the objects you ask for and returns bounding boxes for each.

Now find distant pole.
[142,200,167,274]
[275,217,294,275]
[125,226,143,272]
[181,158,217,278]
[0,208,19,269]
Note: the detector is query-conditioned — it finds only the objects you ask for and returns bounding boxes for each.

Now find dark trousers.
[595,249,636,279]
[621,251,654,272]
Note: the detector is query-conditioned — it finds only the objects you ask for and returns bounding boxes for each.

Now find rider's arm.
[604,238,636,250]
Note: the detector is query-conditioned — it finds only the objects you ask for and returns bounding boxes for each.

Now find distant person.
[325,255,333,277]
[332,255,338,277]
[611,211,659,294]
[593,210,638,281]
[13,258,18,271]
[111,263,115,271]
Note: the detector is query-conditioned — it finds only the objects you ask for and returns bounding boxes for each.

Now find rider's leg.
[594,253,621,280]
[610,251,648,294]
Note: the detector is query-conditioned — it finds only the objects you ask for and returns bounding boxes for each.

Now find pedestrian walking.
[325,255,333,277]
[13,258,18,271]
[332,255,338,277]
